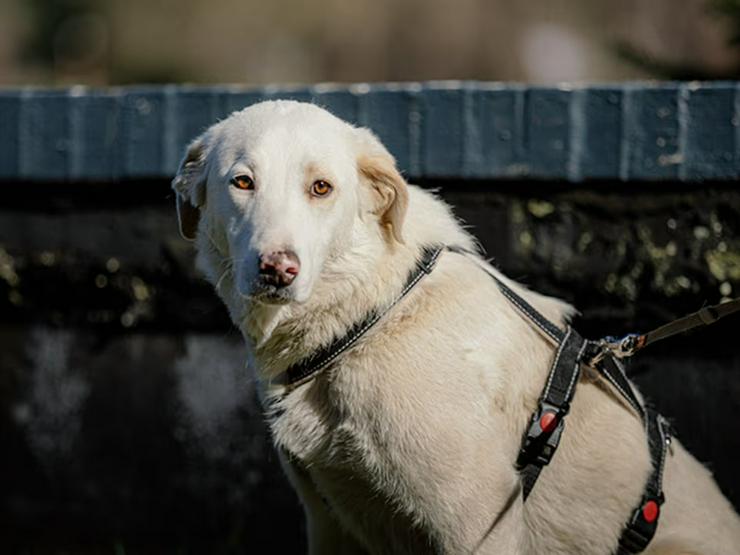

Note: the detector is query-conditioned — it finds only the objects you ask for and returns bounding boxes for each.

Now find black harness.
[486,252,670,554]
[278,245,740,554]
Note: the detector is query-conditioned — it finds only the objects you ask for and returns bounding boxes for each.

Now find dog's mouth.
[249,282,297,305]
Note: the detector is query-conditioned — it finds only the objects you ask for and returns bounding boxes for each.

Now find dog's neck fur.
[242,232,418,380]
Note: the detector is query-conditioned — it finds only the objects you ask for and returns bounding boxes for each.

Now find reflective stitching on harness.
[290,250,437,383]
[612,356,631,384]
[565,338,589,400]
[285,246,443,389]
[542,327,573,398]
[655,416,670,491]
[599,361,643,416]
[498,284,561,344]
[603,368,641,415]
[444,247,564,345]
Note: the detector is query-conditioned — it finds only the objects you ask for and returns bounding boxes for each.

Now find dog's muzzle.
[258,250,300,288]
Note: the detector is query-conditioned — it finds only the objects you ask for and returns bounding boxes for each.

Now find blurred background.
[1,1,739,554]
[0,0,739,86]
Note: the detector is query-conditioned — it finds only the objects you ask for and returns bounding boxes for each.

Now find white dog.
[172,100,740,554]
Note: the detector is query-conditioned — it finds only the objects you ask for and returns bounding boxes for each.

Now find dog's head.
[172,100,408,306]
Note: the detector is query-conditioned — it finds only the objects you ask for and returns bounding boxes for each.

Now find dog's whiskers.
[215,263,234,292]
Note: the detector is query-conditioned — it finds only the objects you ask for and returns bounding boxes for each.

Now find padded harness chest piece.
[517,327,586,499]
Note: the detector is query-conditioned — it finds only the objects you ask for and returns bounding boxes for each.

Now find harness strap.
[282,245,444,390]
[446,245,565,347]
[517,327,586,500]
[587,348,646,421]
[616,410,671,554]
[445,247,645,419]
[490,276,565,346]
[540,327,587,405]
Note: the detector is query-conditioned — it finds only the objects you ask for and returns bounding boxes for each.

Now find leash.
[596,298,740,361]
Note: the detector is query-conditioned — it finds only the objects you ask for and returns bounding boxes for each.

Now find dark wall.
[1,179,739,554]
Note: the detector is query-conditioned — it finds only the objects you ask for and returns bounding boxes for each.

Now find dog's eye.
[231,175,254,190]
[311,180,333,197]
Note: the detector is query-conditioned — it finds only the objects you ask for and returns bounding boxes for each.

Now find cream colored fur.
[173,100,740,554]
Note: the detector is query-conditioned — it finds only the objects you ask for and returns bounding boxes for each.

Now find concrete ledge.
[1,82,738,182]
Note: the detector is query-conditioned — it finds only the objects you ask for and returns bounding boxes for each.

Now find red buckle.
[619,494,664,553]
[539,410,558,433]
[642,500,659,523]
[516,403,566,469]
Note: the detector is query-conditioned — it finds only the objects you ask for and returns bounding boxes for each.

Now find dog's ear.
[355,128,408,244]
[172,135,208,241]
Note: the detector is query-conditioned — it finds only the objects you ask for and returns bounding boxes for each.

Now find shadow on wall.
[1,325,305,554]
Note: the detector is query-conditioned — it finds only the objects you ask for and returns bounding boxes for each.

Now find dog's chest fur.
[261,260,550,550]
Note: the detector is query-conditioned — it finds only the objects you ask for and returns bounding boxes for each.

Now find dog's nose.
[258,250,301,287]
